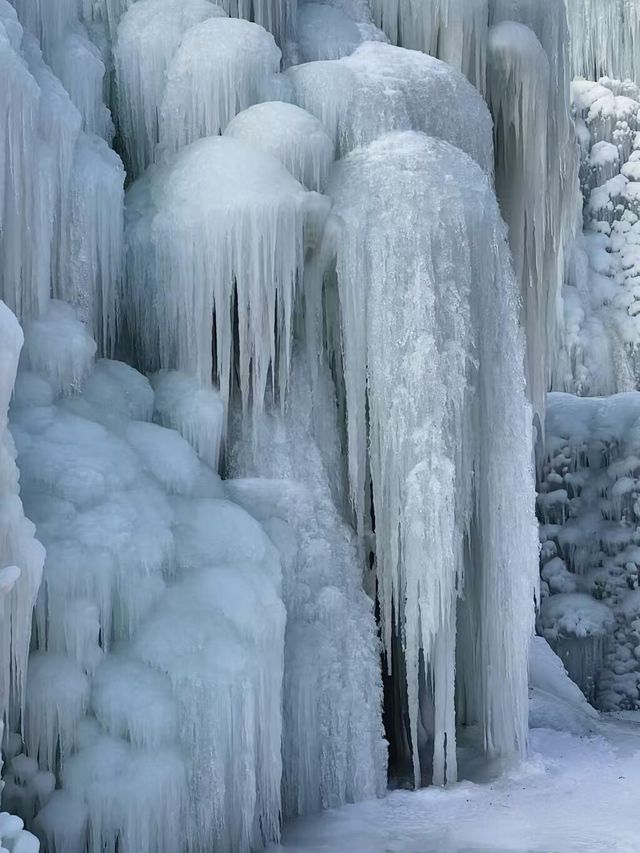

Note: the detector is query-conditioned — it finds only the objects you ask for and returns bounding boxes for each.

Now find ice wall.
[314,131,538,785]
[566,0,640,83]
[0,2,123,350]
[370,0,488,91]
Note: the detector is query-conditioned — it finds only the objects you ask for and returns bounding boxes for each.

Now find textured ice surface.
[539,392,640,710]
[287,41,493,169]
[158,17,281,157]
[318,131,538,785]
[225,102,334,191]
[124,136,325,416]
[115,0,227,178]
[566,0,640,83]
[228,351,387,816]
[12,318,286,851]
[370,0,487,91]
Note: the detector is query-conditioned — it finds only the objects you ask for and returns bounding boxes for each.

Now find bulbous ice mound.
[125,135,328,414]
[158,17,281,157]
[286,41,493,170]
[225,101,334,191]
[115,0,227,178]
[369,0,487,91]
[324,131,538,785]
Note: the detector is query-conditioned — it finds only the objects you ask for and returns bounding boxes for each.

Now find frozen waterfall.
[1,0,624,850]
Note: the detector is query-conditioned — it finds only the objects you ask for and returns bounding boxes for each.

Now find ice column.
[320,131,538,785]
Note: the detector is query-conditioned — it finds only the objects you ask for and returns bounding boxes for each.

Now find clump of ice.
[157,17,282,158]
[287,41,494,171]
[225,102,334,191]
[115,0,227,178]
[124,136,326,417]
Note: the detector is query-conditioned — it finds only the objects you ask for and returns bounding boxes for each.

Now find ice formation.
[316,131,538,785]
[114,0,228,178]
[566,0,640,83]
[558,78,640,396]
[124,136,327,414]
[2,0,616,846]
[369,0,487,92]
[538,392,640,710]
[286,41,494,169]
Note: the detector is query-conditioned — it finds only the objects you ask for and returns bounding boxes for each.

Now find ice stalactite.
[9,309,286,852]
[369,0,488,92]
[565,0,640,84]
[227,350,387,816]
[488,0,581,414]
[124,135,329,415]
[114,0,228,179]
[286,41,494,169]
[313,131,538,785]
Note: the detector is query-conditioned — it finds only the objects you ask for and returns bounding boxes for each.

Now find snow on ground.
[277,716,640,853]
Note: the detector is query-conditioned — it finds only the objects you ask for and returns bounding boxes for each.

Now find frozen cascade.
[566,0,640,83]
[124,136,328,415]
[227,350,387,816]
[369,0,488,92]
[114,0,228,179]
[8,308,286,852]
[316,131,538,785]
[286,41,494,169]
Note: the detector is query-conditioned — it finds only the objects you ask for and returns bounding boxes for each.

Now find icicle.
[369,0,488,92]
[287,42,494,172]
[124,136,326,418]
[565,0,640,83]
[0,302,45,728]
[297,3,387,63]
